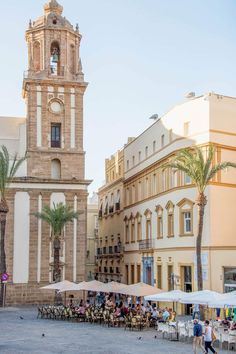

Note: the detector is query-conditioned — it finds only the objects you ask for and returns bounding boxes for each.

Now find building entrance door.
[181,266,192,315]
[146,266,152,285]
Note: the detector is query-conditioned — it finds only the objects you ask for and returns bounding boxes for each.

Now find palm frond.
[164,145,236,193]
[34,202,78,236]
[0,145,27,199]
[207,162,236,183]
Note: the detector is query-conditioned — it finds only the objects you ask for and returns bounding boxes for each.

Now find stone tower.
[1,1,91,304]
[23,0,87,180]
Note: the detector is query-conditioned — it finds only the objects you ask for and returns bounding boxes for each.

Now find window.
[138,151,141,162]
[166,201,175,237]
[132,184,136,203]
[184,212,191,233]
[136,264,141,283]
[161,134,165,147]
[171,170,178,188]
[153,140,156,152]
[132,155,135,166]
[126,160,129,170]
[125,219,129,243]
[51,159,61,179]
[145,146,148,158]
[184,173,191,185]
[157,265,162,289]
[156,205,163,239]
[224,267,236,292]
[184,122,190,137]
[137,219,142,241]
[177,198,194,236]
[138,181,142,200]
[131,218,135,242]
[51,124,61,148]
[115,190,120,211]
[144,209,152,240]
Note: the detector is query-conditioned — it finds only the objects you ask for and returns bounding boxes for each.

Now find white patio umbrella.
[180,290,222,306]
[208,291,236,308]
[98,281,128,294]
[58,281,87,293]
[40,280,77,291]
[145,290,186,302]
[118,282,163,297]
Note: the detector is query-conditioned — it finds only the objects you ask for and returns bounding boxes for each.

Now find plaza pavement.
[0,307,229,354]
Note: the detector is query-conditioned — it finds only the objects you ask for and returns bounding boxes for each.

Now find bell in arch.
[51,47,59,63]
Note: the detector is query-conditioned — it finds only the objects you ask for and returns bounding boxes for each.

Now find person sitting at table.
[163,307,170,322]
[230,321,236,330]
[106,296,114,308]
[221,318,231,328]
[114,306,121,318]
[157,311,164,322]
[136,303,142,315]
[151,307,159,320]
[169,311,176,322]
[141,303,146,315]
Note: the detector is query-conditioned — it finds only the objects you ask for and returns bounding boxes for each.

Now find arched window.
[115,190,120,211]
[51,159,61,179]
[50,41,60,76]
[177,198,194,236]
[155,205,163,239]
[33,41,41,71]
[70,44,76,74]
[144,209,152,240]
[165,201,175,237]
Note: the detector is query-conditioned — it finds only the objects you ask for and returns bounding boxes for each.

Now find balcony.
[139,239,154,251]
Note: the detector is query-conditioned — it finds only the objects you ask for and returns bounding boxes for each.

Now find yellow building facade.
[123,93,236,304]
[97,150,125,283]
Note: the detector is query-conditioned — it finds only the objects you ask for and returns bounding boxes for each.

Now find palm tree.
[34,202,78,283]
[0,145,27,306]
[164,144,236,291]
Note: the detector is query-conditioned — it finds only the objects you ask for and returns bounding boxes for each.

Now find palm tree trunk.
[196,193,207,291]
[53,236,61,283]
[0,198,9,307]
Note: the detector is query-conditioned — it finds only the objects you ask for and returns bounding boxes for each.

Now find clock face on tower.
[50,100,62,114]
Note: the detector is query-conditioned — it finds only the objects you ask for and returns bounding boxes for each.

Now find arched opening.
[51,159,61,179]
[70,44,76,74]
[33,41,41,71]
[50,41,60,76]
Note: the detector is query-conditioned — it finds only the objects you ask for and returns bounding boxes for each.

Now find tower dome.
[44,0,63,16]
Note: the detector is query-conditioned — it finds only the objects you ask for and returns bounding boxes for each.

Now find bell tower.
[23,0,88,181]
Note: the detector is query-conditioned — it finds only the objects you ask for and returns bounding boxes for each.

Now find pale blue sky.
[0,0,236,194]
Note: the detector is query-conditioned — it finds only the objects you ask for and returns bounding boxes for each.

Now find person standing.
[204,320,218,354]
[193,319,205,354]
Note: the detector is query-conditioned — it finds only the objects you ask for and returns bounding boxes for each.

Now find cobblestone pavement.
[0,307,229,354]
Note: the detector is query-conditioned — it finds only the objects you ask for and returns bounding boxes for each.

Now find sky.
[0,0,236,194]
